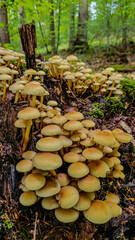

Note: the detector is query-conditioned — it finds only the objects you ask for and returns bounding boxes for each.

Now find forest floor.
[0,46,135,240]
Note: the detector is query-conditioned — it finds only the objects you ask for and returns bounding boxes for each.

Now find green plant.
[104,97,125,115]
[88,103,104,119]
[3,213,14,230]
[120,78,135,101]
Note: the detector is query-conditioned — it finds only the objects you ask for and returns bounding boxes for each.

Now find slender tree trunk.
[122,26,127,49]
[106,17,110,55]
[57,0,61,51]
[49,0,57,54]
[0,0,10,46]
[69,0,75,51]
[19,5,25,52]
[75,0,88,52]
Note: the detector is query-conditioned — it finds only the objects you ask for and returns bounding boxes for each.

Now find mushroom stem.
[40,95,44,104]
[31,95,37,107]
[40,75,43,84]
[14,91,20,103]
[49,170,57,176]
[2,81,7,100]
[21,128,26,145]
[5,60,11,67]
[28,74,32,82]
[22,119,32,152]
[17,57,21,69]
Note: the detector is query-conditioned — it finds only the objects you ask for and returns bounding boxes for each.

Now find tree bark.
[49,0,57,54]
[0,0,10,46]
[74,0,88,52]
[19,21,37,69]
[19,5,25,52]
[57,0,61,51]
[69,0,75,51]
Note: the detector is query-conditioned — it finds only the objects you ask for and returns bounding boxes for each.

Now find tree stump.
[19,21,37,69]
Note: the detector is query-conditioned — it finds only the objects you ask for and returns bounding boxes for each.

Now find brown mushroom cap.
[55,208,79,223]
[19,191,37,206]
[41,196,59,210]
[58,136,72,148]
[41,125,61,136]
[74,192,91,211]
[112,170,125,179]
[36,137,63,151]
[78,174,100,192]
[33,152,62,170]
[36,179,60,197]
[84,200,112,224]
[24,83,46,95]
[101,157,114,168]
[16,159,33,172]
[82,147,103,160]
[68,162,89,178]
[105,193,120,204]
[56,186,79,209]
[52,115,67,125]
[88,160,110,178]
[24,173,46,190]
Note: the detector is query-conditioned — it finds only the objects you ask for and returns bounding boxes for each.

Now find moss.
[88,103,104,119]
[120,77,135,101]
[104,97,125,115]
[108,65,135,71]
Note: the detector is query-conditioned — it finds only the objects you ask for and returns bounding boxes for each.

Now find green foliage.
[104,97,125,115]
[108,65,135,71]
[3,213,14,230]
[120,78,135,100]
[88,103,104,119]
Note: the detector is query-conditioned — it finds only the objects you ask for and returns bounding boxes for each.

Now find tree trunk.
[74,0,88,53]
[49,0,57,54]
[19,21,37,69]
[57,0,61,51]
[19,5,25,52]
[69,0,75,51]
[122,26,127,49]
[0,0,10,46]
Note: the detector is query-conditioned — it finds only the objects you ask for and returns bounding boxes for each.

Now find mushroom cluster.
[16,110,132,224]
[44,55,125,98]
[0,47,25,101]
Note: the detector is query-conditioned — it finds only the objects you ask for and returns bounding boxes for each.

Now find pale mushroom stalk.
[2,81,7,99]
[14,91,20,103]
[22,119,32,152]
[31,95,37,107]
[21,128,26,145]
[40,94,44,104]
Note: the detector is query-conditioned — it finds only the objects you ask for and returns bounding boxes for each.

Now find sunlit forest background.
[0,0,135,56]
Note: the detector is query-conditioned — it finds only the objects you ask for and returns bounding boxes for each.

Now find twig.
[33,212,38,240]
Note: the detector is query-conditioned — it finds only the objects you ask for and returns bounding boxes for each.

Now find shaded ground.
[0,71,135,240]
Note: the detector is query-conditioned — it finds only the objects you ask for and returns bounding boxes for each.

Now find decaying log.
[19,21,37,69]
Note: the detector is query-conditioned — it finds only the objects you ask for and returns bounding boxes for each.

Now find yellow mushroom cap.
[74,192,91,211]
[16,159,33,172]
[22,151,36,160]
[105,193,120,204]
[41,196,59,210]
[66,55,78,61]
[47,100,58,106]
[41,124,61,136]
[17,107,40,120]
[56,186,79,209]
[82,147,103,160]
[101,157,114,168]
[88,160,110,178]
[105,200,122,217]
[109,157,120,165]
[58,136,72,147]
[112,170,125,179]
[14,119,27,128]
[64,111,84,120]
[24,83,46,95]
[63,152,80,163]
[24,173,46,190]
[55,208,79,223]
[84,200,112,224]
[115,132,132,143]
[9,83,24,92]
[78,174,100,192]
[52,115,67,125]
[93,130,116,146]
[114,164,124,171]
[36,179,60,197]
[82,120,95,128]
[33,152,62,170]
[63,120,83,131]
[36,137,63,151]
[68,162,89,178]
[19,191,37,206]
[56,173,70,186]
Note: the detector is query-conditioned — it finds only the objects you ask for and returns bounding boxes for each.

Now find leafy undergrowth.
[0,77,135,240]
